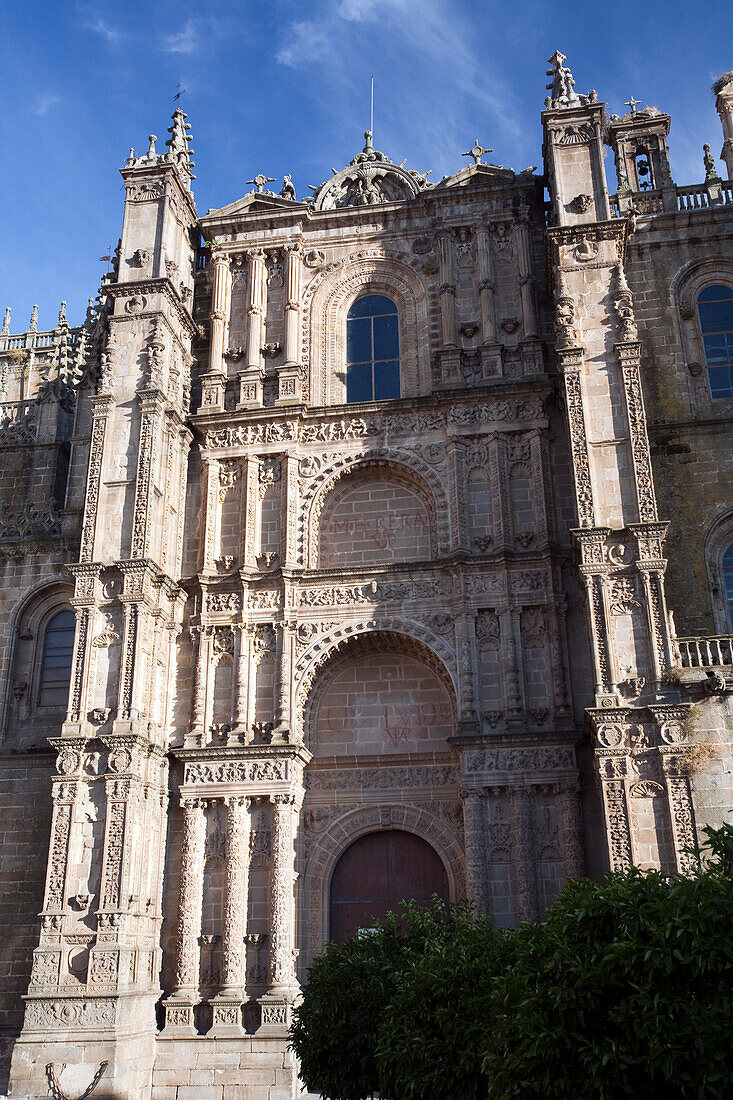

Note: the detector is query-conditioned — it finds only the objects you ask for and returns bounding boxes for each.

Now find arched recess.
[303,251,432,406]
[300,803,466,969]
[300,448,451,567]
[294,622,459,743]
[705,509,733,633]
[318,463,435,568]
[674,257,733,410]
[0,579,75,745]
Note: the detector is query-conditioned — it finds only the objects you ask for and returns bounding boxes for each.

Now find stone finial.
[463,139,493,166]
[545,50,579,109]
[2,307,10,335]
[166,108,196,184]
[28,305,38,333]
[58,301,67,325]
[624,96,640,116]
[84,297,96,328]
[703,143,719,181]
[147,134,158,159]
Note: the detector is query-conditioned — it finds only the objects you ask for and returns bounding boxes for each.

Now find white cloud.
[33,94,61,117]
[276,22,332,68]
[164,18,199,55]
[82,15,122,43]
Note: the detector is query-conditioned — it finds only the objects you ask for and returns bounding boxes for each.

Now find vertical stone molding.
[510,785,538,922]
[202,456,221,571]
[460,787,488,913]
[246,248,267,370]
[284,243,302,366]
[275,622,294,736]
[437,231,457,347]
[209,251,232,375]
[616,343,658,524]
[234,627,250,730]
[219,797,250,993]
[266,794,297,996]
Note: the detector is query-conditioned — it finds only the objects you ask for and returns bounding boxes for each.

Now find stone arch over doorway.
[329,829,450,943]
[300,803,466,969]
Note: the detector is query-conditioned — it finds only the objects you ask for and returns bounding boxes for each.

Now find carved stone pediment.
[312,131,430,211]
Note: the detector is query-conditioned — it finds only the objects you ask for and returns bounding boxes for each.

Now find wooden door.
[329,829,449,944]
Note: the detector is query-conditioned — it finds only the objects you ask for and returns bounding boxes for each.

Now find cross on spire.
[625,96,640,115]
[247,174,276,193]
[463,139,492,165]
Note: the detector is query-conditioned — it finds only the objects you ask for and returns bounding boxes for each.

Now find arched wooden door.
[329,829,449,943]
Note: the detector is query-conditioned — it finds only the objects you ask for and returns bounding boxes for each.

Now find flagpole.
[370,76,374,135]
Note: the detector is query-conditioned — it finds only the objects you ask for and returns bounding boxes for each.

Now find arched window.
[724,544,733,627]
[38,610,75,708]
[346,294,400,403]
[697,284,733,399]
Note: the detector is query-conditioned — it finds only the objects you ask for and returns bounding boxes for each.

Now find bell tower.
[8,111,197,1100]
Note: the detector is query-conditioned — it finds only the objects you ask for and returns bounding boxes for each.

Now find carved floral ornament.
[310,131,431,211]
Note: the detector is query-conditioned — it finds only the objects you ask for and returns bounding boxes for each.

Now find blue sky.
[2,0,731,330]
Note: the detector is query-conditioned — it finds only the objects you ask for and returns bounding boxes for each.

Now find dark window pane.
[347,362,373,403]
[698,300,733,334]
[708,365,733,400]
[698,284,733,303]
[38,610,75,708]
[374,360,401,400]
[703,333,733,366]
[346,317,372,364]
[373,314,399,360]
[348,294,397,319]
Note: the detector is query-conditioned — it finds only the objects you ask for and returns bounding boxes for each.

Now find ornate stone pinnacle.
[247,174,276,193]
[463,139,492,165]
[545,49,580,109]
[2,307,10,335]
[166,108,196,184]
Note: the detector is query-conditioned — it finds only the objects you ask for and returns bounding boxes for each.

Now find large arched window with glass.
[38,609,75,708]
[346,294,400,403]
[697,284,733,399]
[724,543,733,628]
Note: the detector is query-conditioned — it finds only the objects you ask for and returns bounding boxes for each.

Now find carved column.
[275,620,294,738]
[211,796,250,1035]
[261,794,298,1027]
[559,351,595,528]
[246,248,267,371]
[234,626,249,731]
[475,226,497,344]
[460,787,488,914]
[509,785,538,922]
[130,390,165,561]
[516,218,538,339]
[558,777,585,882]
[209,252,232,375]
[243,456,260,568]
[282,453,299,567]
[284,243,302,366]
[164,797,206,1032]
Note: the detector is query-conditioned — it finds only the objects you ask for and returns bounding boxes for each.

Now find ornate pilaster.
[595,751,633,872]
[475,226,497,344]
[163,798,206,1032]
[460,787,488,913]
[509,786,538,922]
[79,394,114,563]
[515,217,538,339]
[558,777,585,882]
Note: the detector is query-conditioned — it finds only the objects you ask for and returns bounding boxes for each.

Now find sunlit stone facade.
[1,54,733,1100]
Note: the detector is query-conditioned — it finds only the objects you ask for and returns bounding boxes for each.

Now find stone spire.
[544,50,597,110]
[1,307,9,335]
[166,107,196,187]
